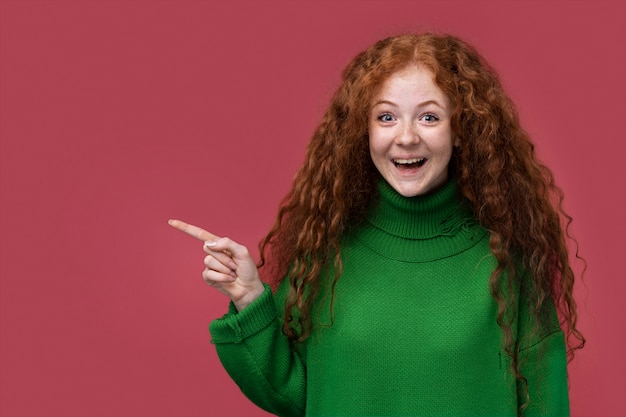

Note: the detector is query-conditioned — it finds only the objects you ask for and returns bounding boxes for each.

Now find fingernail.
[204,241,216,247]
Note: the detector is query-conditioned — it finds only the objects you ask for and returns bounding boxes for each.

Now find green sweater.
[209,178,569,417]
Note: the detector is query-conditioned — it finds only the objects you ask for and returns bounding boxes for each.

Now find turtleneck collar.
[368,176,472,240]
[348,176,487,263]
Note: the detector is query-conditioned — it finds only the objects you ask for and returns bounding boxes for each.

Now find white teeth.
[394,158,424,164]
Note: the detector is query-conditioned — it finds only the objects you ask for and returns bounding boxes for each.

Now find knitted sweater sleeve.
[517,287,570,417]
[208,283,306,417]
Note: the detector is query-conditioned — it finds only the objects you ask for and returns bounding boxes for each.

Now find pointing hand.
[168,219,265,311]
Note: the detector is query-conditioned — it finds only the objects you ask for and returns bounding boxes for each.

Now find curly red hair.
[258,33,584,410]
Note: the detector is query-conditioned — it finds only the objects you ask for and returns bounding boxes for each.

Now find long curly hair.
[258,33,584,408]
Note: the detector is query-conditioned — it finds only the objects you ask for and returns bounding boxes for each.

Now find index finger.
[168,219,221,242]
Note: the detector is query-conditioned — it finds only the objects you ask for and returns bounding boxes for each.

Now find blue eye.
[377,113,395,122]
[421,114,439,122]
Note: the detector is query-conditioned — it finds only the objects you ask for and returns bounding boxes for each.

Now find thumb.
[205,237,251,262]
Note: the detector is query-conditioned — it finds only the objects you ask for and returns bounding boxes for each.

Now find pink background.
[1,1,624,416]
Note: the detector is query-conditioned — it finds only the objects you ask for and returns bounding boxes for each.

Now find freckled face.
[369,65,458,197]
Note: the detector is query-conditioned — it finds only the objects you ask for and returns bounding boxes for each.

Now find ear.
[453,136,461,147]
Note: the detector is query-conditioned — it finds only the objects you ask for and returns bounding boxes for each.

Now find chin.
[392,179,445,197]
[393,185,426,198]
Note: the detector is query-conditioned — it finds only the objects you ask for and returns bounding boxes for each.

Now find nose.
[395,120,420,146]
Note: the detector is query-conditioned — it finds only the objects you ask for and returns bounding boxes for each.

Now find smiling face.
[369,65,458,197]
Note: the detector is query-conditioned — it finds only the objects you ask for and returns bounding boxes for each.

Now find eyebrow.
[371,99,446,110]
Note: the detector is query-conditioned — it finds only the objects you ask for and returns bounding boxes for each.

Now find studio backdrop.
[1,1,624,416]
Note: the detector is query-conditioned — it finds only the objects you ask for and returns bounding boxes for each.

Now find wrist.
[232,282,266,312]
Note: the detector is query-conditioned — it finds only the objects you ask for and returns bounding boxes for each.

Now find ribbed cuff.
[209,283,278,344]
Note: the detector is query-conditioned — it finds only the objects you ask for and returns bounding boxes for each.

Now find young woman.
[170,33,584,416]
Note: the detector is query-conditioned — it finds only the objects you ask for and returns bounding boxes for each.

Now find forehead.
[373,65,448,104]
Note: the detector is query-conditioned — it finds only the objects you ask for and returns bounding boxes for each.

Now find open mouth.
[393,158,427,169]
